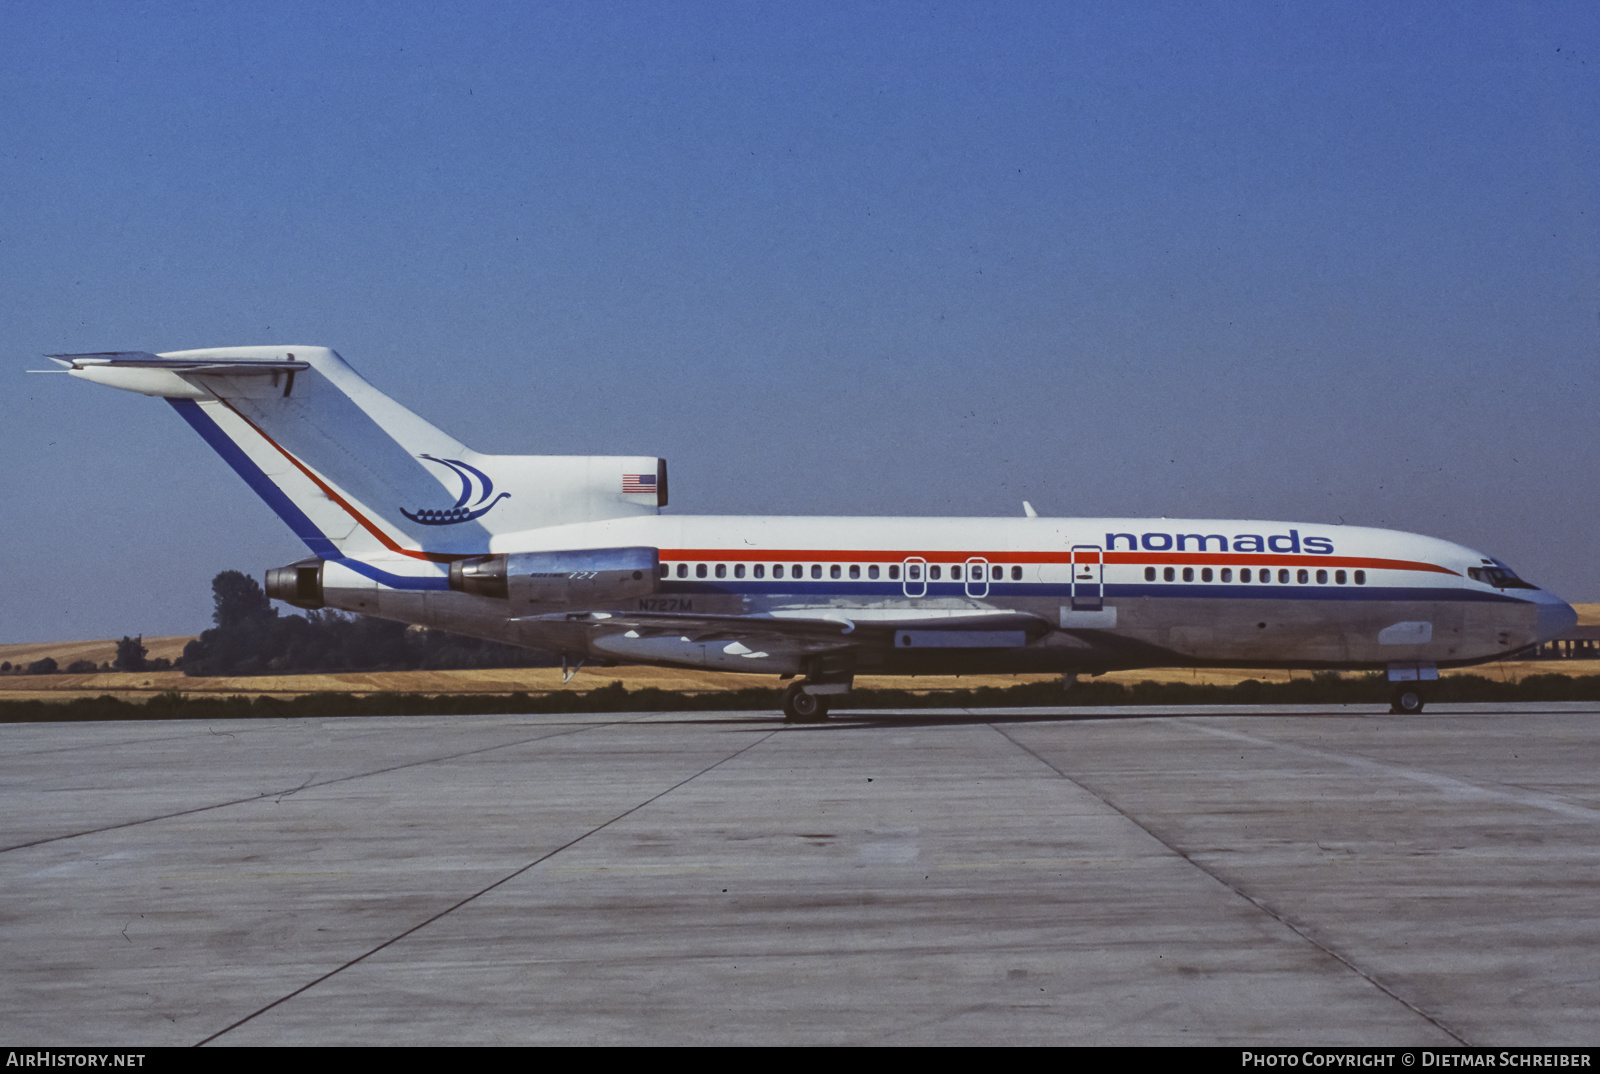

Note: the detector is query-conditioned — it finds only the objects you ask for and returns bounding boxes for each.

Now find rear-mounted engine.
[265,558,325,609]
[449,546,659,605]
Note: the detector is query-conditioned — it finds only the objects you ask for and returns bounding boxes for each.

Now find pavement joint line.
[0,713,657,856]
[848,1002,998,1046]
[1168,718,1600,822]
[984,718,1470,1046]
[193,724,783,1046]
[0,726,268,759]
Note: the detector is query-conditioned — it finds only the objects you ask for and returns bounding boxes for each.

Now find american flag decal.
[622,473,657,494]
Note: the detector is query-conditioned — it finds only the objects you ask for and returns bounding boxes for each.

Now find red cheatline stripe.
[211,398,462,563]
[663,548,1458,576]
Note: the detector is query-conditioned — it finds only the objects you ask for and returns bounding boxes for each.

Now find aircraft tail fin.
[58,347,666,563]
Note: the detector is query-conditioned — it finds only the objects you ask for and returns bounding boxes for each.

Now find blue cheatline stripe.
[340,560,450,590]
[165,398,447,592]
[657,580,1527,605]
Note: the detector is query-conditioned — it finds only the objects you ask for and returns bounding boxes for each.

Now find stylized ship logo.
[401,455,510,526]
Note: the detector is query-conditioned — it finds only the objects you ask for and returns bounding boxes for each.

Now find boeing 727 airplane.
[52,346,1577,719]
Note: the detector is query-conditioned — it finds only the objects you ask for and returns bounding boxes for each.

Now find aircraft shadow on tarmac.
[644,706,1384,731]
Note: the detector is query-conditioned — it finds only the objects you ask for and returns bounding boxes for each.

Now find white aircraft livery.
[53,346,1577,719]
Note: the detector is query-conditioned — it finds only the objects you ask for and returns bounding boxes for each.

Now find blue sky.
[4,2,1598,642]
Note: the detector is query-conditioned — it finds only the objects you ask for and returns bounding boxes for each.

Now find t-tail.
[52,347,667,588]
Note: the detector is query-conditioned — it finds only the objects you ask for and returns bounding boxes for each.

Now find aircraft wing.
[516,608,1054,648]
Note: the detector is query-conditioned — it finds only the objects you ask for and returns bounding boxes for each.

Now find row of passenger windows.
[658,562,1367,585]
[1143,566,1366,585]
[661,562,1029,581]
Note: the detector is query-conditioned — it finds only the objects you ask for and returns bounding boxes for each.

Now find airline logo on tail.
[401,455,510,526]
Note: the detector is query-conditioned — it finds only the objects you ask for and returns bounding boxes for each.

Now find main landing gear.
[781,681,829,722]
[780,665,853,723]
[1390,685,1426,715]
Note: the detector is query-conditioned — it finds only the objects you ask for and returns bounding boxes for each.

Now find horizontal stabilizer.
[49,352,309,374]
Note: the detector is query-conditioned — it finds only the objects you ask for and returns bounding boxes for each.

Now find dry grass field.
[4,605,1597,703]
[0,635,192,671]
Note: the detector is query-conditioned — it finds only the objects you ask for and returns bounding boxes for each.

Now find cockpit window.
[1468,562,1540,590]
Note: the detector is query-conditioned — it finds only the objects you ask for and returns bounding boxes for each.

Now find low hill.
[0,635,193,671]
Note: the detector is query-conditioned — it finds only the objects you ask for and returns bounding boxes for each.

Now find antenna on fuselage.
[1022,501,1038,519]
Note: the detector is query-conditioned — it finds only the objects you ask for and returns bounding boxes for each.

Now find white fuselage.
[318,514,1575,677]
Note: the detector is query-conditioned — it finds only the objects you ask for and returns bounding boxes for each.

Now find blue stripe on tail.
[165,397,449,591]
[166,398,342,559]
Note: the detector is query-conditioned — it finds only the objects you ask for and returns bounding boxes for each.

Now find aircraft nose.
[1535,599,1578,645]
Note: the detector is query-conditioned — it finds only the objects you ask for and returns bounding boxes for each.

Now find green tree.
[185,571,280,675]
[184,568,558,677]
[114,635,147,672]
[211,571,274,629]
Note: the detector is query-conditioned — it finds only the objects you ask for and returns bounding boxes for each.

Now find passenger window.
[1201,568,1213,583]
[734,564,745,579]
[754,564,764,579]
[677,564,688,578]
[1278,569,1289,583]
[830,564,841,579]
[696,564,707,579]
[1316,569,1327,584]
[773,564,784,579]
[811,565,821,579]
[716,564,727,579]
[1163,567,1175,582]
[1297,569,1308,584]
[1011,566,1022,581]
[869,565,880,579]
[1335,570,1346,585]
[930,565,942,580]
[1221,568,1232,583]
[793,564,802,577]
[1354,570,1366,585]
[1241,568,1251,582]
[1182,567,1194,582]
[952,565,962,580]
[849,565,860,579]
[892,565,903,580]
[909,565,920,580]
[1145,566,1156,581]
[992,565,1001,580]
[658,564,668,579]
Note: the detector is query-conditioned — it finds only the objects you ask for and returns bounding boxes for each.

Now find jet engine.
[449,546,660,605]
[265,558,326,609]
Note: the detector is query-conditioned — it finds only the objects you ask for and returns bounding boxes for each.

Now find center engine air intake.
[449,546,660,605]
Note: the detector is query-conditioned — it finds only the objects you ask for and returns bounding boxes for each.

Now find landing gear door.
[1070,545,1103,611]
